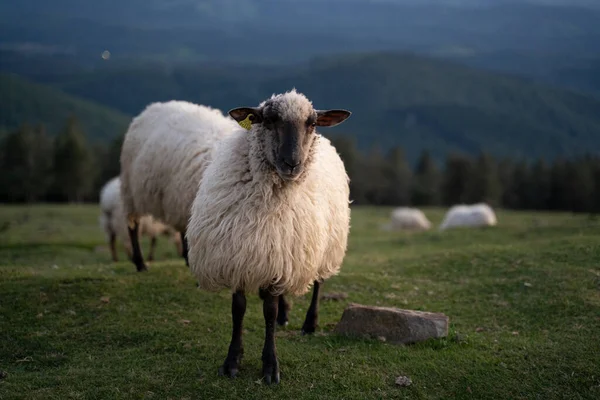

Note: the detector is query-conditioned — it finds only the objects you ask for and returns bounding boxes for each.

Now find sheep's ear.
[316,109,352,127]
[228,107,263,127]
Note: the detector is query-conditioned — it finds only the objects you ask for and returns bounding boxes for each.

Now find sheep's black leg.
[109,232,118,262]
[259,289,288,326]
[277,295,290,327]
[147,236,157,262]
[260,288,280,384]
[127,217,147,272]
[301,281,321,335]
[181,229,190,267]
[219,291,246,378]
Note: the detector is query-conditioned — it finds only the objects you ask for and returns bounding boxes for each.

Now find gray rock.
[334,303,449,344]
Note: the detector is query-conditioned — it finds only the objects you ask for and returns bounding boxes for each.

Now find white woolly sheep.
[383,207,432,231]
[99,177,182,262]
[119,101,238,271]
[438,203,498,231]
[187,89,352,384]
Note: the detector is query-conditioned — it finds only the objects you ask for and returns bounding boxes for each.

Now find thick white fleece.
[439,203,497,231]
[120,101,238,232]
[384,207,432,231]
[99,176,180,251]
[188,129,351,297]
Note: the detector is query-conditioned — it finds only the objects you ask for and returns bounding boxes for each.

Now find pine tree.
[363,146,388,205]
[330,135,365,204]
[563,158,594,212]
[100,134,124,183]
[0,124,32,202]
[441,153,472,205]
[0,124,52,202]
[382,146,412,206]
[506,161,530,209]
[465,152,502,206]
[497,157,516,208]
[90,132,125,200]
[29,124,53,202]
[548,159,568,211]
[52,116,92,202]
[526,158,551,210]
[411,149,440,206]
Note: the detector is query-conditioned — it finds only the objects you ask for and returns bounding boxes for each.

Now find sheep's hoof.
[218,354,242,378]
[262,360,280,385]
[136,264,148,272]
[277,311,289,327]
[132,255,148,272]
[218,364,238,379]
[300,323,316,335]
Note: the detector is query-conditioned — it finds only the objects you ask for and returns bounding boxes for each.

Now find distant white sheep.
[438,203,497,231]
[99,177,182,262]
[383,207,432,231]
[120,101,237,271]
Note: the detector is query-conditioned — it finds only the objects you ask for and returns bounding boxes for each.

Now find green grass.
[1,205,599,399]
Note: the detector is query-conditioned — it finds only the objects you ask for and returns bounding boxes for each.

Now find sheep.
[119,101,238,271]
[383,207,432,231]
[99,177,182,262]
[438,203,497,231]
[187,89,352,384]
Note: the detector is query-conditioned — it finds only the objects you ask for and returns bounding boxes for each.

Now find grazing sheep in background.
[99,177,182,262]
[383,207,432,231]
[119,101,238,271]
[438,203,497,231]
[187,89,351,384]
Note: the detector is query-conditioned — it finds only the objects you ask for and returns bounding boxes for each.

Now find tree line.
[1,118,599,213]
[330,136,600,214]
[0,117,122,203]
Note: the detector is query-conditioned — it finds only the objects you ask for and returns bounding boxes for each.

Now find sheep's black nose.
[283,159,301,169]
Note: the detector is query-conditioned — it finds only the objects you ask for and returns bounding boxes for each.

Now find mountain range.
[1,1,599,89]
[3,52,600,163]
[2,0,600,161]
[0,73,130,141]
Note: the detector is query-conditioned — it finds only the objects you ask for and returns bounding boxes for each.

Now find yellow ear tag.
[238,114,254,130]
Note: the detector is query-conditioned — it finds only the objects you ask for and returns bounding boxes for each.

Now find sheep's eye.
[307,119,317,128]
[263,114,279,125]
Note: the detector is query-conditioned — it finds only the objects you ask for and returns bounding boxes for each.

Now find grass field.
[1,205,599,400]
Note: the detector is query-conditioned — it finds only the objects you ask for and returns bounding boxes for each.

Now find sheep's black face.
[261,106,317,181]
[229,91,352,182]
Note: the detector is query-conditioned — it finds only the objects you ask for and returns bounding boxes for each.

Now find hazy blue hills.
[0,73,130,140]
[5,52,600,162]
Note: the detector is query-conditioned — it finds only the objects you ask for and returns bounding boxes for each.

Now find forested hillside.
[16,53,600,163]
[0,73,130,141]
[2,0,600,193]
